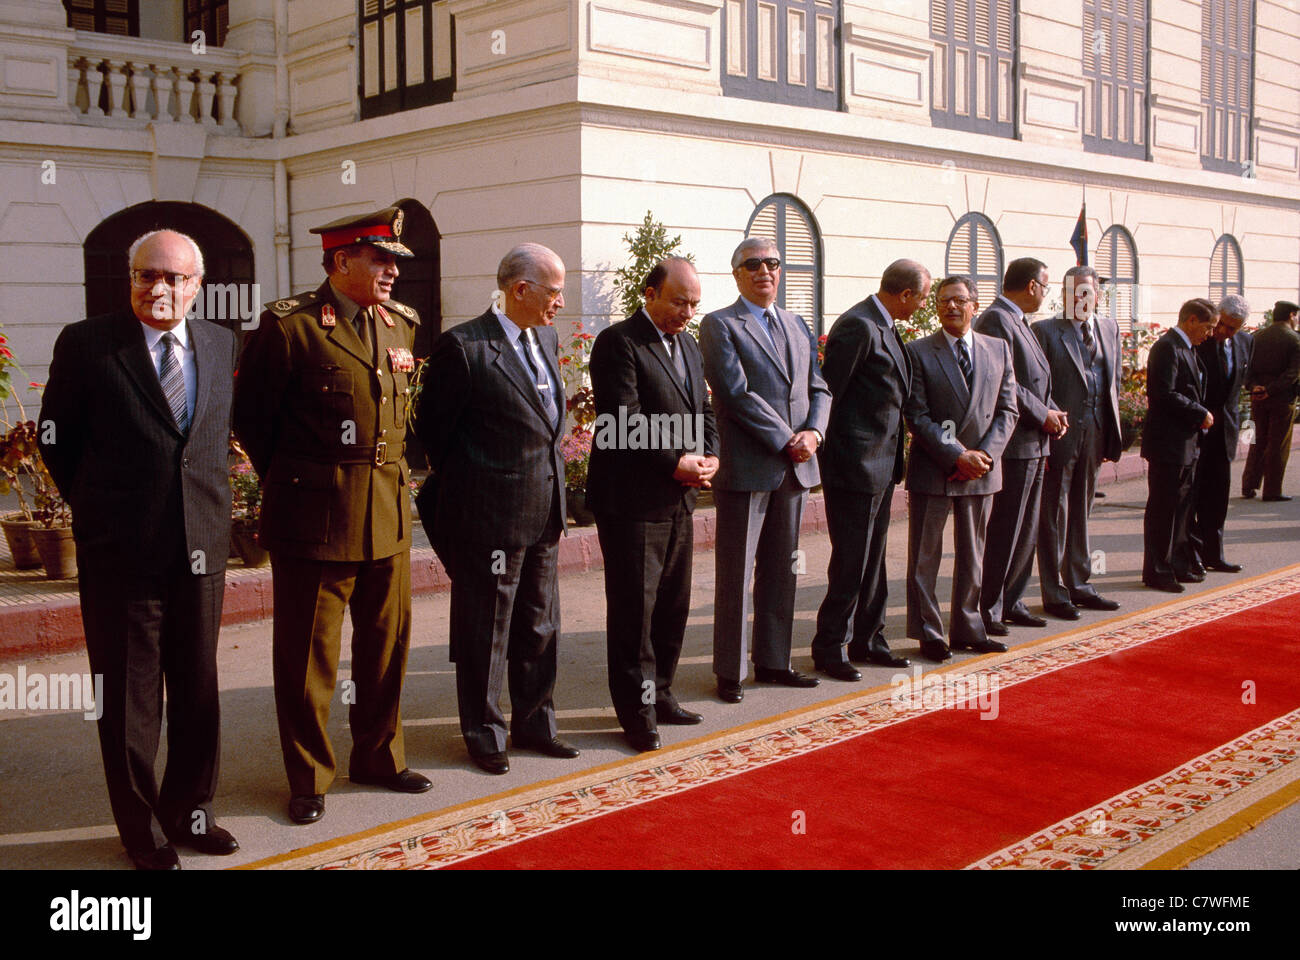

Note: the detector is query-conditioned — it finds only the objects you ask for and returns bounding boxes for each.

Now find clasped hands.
[784,430,819,464]
[1041,409,1069,438]
[947,448,993,483]
[674,454,720,488]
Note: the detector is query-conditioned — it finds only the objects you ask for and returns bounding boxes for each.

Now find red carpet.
[449,590,1300,869]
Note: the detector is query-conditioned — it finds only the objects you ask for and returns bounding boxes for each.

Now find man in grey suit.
[1034,265,1123,620]
[700,237,831,702]
[414,243,579,775]
[903,276,1019,661]
[811,259,930,681]
[974,257,1068,635]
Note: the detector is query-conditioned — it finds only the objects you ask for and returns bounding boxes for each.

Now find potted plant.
[1118,322,1159,450]
[229,438,267,566]
[30,457,75,580]
[561,428,595,525]
[0,329,44,569]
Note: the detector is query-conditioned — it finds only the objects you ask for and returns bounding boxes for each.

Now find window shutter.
[745,195,824,336]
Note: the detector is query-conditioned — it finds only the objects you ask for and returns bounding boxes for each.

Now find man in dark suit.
[415,243,579,774]
[810,259,929,681]
[1190,296,1254,572]
[1141,298,1217,592]
[39,230,238,869]
[1034,266,1124,620]
[975,257,1066,635]
[903,276,1019,661]
[700,237,831,703]
[234,207,431,825]
[586,258,719,751]
[1241,300,1300,501]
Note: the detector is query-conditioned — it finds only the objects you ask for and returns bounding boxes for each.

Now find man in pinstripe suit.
[39,230,238,869]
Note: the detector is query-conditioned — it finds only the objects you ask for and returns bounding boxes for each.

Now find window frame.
[944,212,1004,301]
[1081,0,1149,160]
[721,0,841,111]
[929,0,1018,139]
[1096,225,1139,333]
[1209,234,1244,302]
[358,0,456,120]
[1200,0,1255,175]
[744,193,826,337]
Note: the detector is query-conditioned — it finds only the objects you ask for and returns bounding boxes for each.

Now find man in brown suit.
[1241,301,1300,501]
[233,207,431,824]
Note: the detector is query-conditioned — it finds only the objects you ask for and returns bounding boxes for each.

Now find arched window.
[746,194,824,336]
[1097,225,1138,332]
[1209,234,1244,302]
[945,212,1003,299]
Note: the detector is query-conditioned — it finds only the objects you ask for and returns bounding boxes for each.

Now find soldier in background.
[233,207,431,825]
[1241,300,1300,502]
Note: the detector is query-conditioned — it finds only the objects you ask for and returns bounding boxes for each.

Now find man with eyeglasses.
[902,276,1018,662]
[39,229,239,868]
[1034,265,1124,620]
[811,259,930,681]
[415,242,578,774]
[700,237,831,703]
[234,207,431,825]
[975,257,1067,636]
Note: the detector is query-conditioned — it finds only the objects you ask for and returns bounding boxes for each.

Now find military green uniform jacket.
[233,280,419,561]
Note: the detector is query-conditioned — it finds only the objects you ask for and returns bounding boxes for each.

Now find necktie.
[355,306,371,351]
[956,337,974,390]
[1220,340,1230,379]
[763,309,788,375]
[1081,320,1098,365]
[159,332,188,432]
[521,330,559,426]
[666,334,688,388]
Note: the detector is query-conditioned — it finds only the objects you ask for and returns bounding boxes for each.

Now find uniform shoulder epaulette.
[264,290,321,318]
[385,299,420,324]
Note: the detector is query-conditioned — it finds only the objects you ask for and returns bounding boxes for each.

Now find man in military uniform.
[233,207,432,824]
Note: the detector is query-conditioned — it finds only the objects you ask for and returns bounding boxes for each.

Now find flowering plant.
[229,437,262,523]
[557,320,597,430]
[0,328,58,523]
[560,428,593,493]
[1118,321,1160,449]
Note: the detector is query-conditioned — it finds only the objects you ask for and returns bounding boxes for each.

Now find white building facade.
[1,0,1297,417]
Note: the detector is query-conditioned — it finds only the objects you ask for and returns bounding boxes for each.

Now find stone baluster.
[176,70,197,123]
[84,59,105,117]
[67,60,83,116]
[155,66,178,121]
[215,73,238,131]
[128,63,152,119]
[197,72,217,126]
[104,60,128,118]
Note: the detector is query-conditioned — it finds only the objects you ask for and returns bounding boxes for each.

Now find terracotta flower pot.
[566,489,596,527]
[31,525,77,580]
[1,515,42,570]
[231,521,269,567]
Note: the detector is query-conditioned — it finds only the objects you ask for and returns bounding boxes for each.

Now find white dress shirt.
[140,318,196,424]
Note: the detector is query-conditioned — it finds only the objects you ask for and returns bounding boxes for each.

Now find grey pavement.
[1,460,1297,870]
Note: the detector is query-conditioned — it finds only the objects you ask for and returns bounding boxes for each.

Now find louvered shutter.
[946,213,1003,299]
[1097,226,1138,333]
[931,1,1015,137]
[1201,0,1254,173]
[745,195,824,336]
[1209,236,1244,301]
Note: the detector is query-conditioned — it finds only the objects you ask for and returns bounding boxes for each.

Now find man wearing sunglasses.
[700,238,831,703]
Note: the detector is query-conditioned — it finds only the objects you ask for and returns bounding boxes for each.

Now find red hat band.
[319,224,395,250]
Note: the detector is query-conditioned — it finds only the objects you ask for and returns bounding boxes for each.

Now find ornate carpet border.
[252,567,1300,870]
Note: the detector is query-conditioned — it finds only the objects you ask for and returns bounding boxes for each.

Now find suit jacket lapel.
[958,335,996,433]
[738,300,790,384]
[870,299,908,384]
[488,314,554,428]
[637,309,691,407]
[1059,317,1088,385]
[113,312,183,436]
[324,288,375,368]
[933,332,971,407]
[187,317,217,433]
[536,324,565,436]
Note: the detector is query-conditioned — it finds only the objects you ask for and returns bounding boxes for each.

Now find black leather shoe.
[918,641,952,662]
[1262,495,1292,502]
[1003,609,1048,628]
[129,844,181,870]
[655,702,703,725]
[166,824,239,856]
[717,678,744,703]
[289,794,325,824]
[470,752,509,775]
[952,636,1008,653]
[1241,490,1256,499]
[1144,577,1185,593]
[982,619,1010,637]
[754,667,820,687]
[513,734,580,759]
[1072,594,1120,611]
[816,661,862,682]
[1205,560,1242,573]
[1044,601,1081,620]
[1174,570,1206,584]
[350,768,433,793]
[848,645,910,668]
[626,729,661,752]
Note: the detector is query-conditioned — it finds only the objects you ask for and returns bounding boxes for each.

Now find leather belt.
[293,442,405,466]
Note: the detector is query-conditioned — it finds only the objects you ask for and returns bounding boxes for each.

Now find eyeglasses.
[938,296,974,307]
[738,257,781,272]
[522,278,563,299]
[130,269,195,288]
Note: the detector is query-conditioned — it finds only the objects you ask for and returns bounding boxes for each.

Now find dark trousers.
[1143,458,1198,582]
[1241,398,1295,498]
[78,552,224,854]
[981,455,1045,622]
[811,484,893,664]
[906,492,992,648]
[444,500,563,757]
[595,506,693,734]
[1191,432,1232,565]
[1039,412,1103,605]
[270,551,411,796]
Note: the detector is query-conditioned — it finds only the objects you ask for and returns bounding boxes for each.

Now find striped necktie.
[956,336,974,390]
[159,332,188,432]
